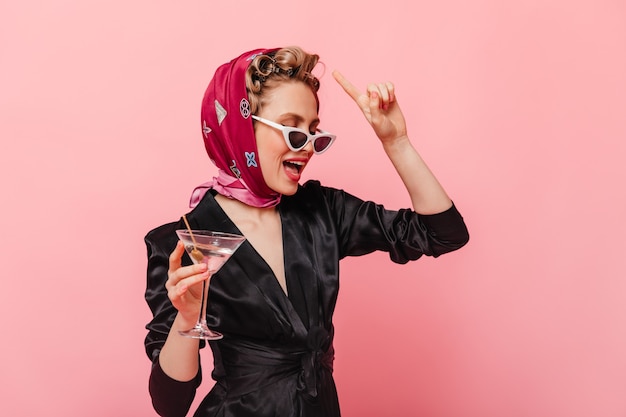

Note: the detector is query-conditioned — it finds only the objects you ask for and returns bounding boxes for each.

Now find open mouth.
[283,160,305,175]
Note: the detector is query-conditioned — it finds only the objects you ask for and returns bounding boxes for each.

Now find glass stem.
[198,271,212,327]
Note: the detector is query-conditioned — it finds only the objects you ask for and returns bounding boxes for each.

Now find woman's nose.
[302,140,315,155]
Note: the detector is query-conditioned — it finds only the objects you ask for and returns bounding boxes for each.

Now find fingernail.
[199,263,208,271]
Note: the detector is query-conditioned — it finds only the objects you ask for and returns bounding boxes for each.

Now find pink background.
[1,1,625,416]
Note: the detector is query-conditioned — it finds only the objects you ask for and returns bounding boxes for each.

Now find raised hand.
[332,70,408,144]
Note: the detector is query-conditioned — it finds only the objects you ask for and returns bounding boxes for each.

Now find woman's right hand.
[165,241,209,325]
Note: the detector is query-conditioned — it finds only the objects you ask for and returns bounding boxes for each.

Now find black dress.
[144,180,469,417]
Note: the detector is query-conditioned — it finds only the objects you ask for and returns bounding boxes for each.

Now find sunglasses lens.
[314,136,333,153]
[288,131,309,149]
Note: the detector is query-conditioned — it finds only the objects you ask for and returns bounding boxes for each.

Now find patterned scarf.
[190,48,281,208]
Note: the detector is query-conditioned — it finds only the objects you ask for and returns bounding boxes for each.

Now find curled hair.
[245,46,320,114]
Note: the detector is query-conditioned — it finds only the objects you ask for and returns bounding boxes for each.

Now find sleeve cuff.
[419,203,470,244]
[149,357,202,417]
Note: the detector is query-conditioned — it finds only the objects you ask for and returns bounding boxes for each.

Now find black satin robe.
[144,180,469,417]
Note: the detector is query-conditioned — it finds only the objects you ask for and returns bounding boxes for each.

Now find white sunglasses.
[252,115,336,155]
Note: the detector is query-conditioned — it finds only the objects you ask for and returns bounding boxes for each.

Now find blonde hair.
[245,46,320,114]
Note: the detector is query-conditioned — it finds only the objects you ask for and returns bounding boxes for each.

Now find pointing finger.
[332,70,362,103]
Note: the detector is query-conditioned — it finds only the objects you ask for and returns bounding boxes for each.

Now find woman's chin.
[269,181,299,197]
[279,185,299,196]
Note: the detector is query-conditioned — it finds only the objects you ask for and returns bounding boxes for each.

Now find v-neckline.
[211,192,288,295]
[190,191,317,331]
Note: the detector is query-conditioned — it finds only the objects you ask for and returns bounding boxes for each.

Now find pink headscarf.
[189,48,281,208]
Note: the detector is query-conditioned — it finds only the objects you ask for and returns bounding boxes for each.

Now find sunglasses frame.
[251,115,336,155]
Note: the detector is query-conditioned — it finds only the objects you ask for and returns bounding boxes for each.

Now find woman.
[144,46,469,417]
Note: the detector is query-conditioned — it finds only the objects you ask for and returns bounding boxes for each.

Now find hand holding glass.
[175,230,246,340]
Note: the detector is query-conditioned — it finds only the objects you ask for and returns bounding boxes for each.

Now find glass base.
[179,324,223,340]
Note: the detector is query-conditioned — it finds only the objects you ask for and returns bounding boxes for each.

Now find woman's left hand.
[332,70,408,144]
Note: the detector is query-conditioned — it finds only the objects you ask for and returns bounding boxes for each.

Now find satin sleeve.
[314,182,469,263]
[144,221,203,417]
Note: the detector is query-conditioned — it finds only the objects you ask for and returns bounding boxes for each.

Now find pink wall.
[1,1,625,416]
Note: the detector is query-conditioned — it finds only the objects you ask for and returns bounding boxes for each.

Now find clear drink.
[183,244,233,273]
[176,229,246,340]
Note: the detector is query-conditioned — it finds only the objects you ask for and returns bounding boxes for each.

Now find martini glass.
[175,229,246,340]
